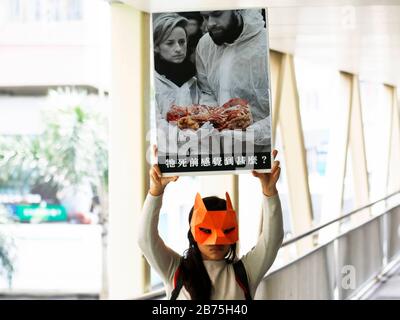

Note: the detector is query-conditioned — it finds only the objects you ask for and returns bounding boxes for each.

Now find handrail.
[281,190,400,247]
[135,288,165,300]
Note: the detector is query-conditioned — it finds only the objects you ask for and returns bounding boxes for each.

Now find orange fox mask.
[190,192,238,245]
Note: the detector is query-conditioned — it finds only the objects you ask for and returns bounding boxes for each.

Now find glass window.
[237,124,293,258]
[294,57,341,225]
[0,0,109,296]
[238,172,263,256]
[360,81,392,202]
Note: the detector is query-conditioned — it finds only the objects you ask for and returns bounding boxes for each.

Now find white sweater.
[138,192,284,300]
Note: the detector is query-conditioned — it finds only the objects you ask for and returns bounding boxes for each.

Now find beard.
[208,13,242,46]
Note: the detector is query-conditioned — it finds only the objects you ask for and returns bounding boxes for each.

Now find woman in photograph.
[138,149,284,300]
[153,13,199,119]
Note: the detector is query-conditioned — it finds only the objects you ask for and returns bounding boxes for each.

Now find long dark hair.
[180,196,237,300]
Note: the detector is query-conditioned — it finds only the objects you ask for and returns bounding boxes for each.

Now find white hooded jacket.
[154,71,199,119]
[196,9,271,146]
[154,71,202,155]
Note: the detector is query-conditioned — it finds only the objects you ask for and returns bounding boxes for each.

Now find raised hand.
[252,149,281,197]
[149,145,179,196]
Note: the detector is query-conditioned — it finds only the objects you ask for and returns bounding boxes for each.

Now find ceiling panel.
[118,0,400,88]
[268,5,400,87]
[119,0,400,12]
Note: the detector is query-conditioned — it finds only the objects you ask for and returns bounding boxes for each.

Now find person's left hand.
[252,149,280,197]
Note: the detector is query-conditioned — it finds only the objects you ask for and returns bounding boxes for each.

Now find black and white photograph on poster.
[151,9,272,175]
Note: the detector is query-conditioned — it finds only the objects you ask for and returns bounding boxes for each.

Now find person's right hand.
[149,164,179,196]
[149,145,179,196]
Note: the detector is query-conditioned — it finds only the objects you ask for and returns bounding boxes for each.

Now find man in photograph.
[196,9,271,153]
